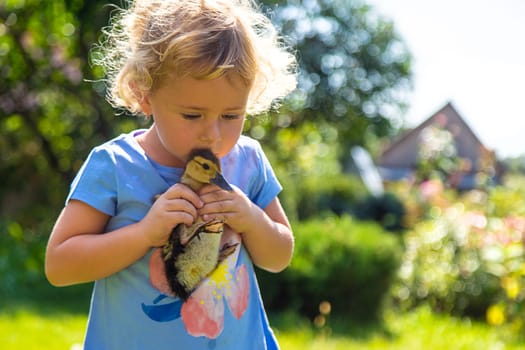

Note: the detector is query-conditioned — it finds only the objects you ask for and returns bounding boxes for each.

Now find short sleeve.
[250,144,282,209]
[66,147,117,216]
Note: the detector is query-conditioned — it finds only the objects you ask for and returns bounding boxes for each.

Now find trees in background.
[1,0,144,225]
[262,0,411,158]
[0,0,411,225]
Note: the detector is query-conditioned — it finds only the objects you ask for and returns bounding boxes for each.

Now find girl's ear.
[130,81,153,116]
[138,94,153,116]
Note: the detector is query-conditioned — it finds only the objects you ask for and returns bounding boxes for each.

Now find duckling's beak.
[211,172,233,191]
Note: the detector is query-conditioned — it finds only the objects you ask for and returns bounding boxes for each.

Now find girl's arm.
[45,184,203,286]
[242,197,294,273]
[45,200,151,286]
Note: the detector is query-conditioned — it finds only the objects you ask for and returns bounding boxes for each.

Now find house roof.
[379,101,490,169]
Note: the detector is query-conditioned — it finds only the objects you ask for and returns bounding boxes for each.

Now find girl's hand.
[140,183,203,247]
[198,184,294,273]
[197,185,256,234]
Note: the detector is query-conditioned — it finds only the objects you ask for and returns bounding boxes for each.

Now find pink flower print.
[147,229,249,338]
[149,248,172,296]
[225,265,249,319]
[181,252,249,339]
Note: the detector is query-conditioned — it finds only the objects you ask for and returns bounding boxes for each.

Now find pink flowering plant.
[389,176,525,338]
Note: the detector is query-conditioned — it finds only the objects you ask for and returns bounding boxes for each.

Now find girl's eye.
[222,114,240,120]
[182,114,201,120]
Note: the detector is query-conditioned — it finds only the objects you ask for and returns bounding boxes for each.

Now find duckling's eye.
[202,163,210,170]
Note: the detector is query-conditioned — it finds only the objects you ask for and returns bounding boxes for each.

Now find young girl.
[45,0,297,348]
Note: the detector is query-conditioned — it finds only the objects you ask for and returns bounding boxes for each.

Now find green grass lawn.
[0,294,522,350]
[0,306,85,349]
[0,285,91,350]
[273,306,520,350]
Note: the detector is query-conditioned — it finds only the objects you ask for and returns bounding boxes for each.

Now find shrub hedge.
[276,173,369,222]
[0,220,47,297]
[257,215,402,322]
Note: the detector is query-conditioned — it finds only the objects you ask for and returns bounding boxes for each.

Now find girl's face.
[139,73,250,167]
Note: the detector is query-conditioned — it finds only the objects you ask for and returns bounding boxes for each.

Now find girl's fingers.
[198,185,235,204]
[162,183,204,208]
[199,199,232,215]
[166,210,195,227]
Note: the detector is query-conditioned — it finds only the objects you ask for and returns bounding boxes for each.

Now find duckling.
[161,148,239,301]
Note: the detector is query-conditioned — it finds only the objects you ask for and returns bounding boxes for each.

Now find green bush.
[278,171,405,232]
[353,192,406,232]
[0,218,100,303]
[0,219,49,297]
[258,215,402,322]
[293,174,368,220]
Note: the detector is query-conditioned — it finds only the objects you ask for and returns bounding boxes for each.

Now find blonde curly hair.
[94,0,297,116]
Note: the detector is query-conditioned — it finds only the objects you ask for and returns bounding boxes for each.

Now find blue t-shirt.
[67,130,282,349]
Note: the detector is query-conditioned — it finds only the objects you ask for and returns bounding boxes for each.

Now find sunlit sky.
[366,0,525,158]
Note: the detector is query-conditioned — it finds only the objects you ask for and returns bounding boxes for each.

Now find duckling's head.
[182,149,233,191]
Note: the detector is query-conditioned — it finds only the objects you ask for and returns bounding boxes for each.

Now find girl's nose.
[200,118,222,143]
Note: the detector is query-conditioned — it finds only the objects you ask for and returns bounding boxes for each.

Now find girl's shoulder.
[222,135,280,206]
[235,134,263,150]
[221,135,270,172]
[227,135,266,160]
[84,129,148,167]
[93,129,146,155]
[74,129,149,185]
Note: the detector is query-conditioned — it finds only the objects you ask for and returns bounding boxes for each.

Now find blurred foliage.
[267,127,407,229]
[415,124,460,183]
[0,0,411,223]
[261,0,412,160]
[502,155,525,174]
[353,192,406,232]
[293,173,368,220]
[0,0,146,229]
[0,219,46,296]
[247,0,412,197]
[0,217,93,300]
[387,175,525,339]
[257,215,402,322]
